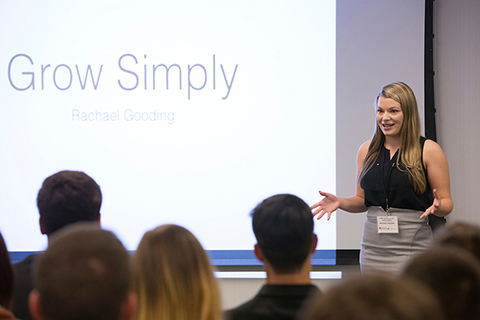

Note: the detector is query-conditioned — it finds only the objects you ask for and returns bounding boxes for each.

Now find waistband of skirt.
[367,206,424,217]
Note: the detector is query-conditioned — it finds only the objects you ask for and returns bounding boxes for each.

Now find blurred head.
[134,224,222,320]
[374,81,420,142]
[301,275,445,320]
[402,247,480,320]
[37,170,102,236]
[29,223,134,320]
[0,232,14,309]
[252,194,316,274]
[433,221,480,261]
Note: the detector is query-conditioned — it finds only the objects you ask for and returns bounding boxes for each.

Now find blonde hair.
[134,224,222,320]
[359,82,426,194]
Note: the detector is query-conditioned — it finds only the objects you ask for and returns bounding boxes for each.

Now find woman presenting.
[311,82,453,274]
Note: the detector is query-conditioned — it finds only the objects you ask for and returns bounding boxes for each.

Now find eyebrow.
[377,106,400,110]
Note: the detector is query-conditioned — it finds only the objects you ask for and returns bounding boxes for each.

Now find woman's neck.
[384,136,401,159]
[384,135,401,151]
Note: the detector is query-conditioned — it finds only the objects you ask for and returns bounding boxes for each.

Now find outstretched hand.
[420,189,441,219]
[310,190,340,221]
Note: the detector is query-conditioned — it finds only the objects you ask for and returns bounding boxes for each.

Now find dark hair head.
[402,247,480,320]
[37,171,102,236]
[252,194,314,274]
[0,232,14,309]
[433,221,480,261]
[301,275,445,320]
[34,223,131,320]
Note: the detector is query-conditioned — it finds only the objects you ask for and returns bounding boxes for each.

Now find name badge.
[377,216,399,233]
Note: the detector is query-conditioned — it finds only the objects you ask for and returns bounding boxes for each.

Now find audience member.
[12,170,102,320]
[134,224,222,320]
[432,221,480,261]
[28,223,135,320]
[300,275,445,320]
[0,232,18,320]
[402,247,480,320]
[225,194,320,320]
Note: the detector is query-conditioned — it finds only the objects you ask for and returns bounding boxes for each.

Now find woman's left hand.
[420,189,441,219]
[421,140,453,217]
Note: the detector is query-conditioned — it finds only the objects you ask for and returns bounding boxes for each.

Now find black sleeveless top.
[360,137,433,211]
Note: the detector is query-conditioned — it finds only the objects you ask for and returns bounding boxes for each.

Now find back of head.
[33,223,131,320]
[0,232,14,309]
[134,224,221,320]
[402,247,480,320]
[252,194,314,274]
[37,170,102,236]
[433,221,480,261]
[301,275,445,320]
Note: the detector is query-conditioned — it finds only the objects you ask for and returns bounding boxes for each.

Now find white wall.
[335,0,425,249]
[434,0,480,226]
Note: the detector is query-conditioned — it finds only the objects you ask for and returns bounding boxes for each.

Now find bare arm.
[420,140,453,218]
[311,141,369,220]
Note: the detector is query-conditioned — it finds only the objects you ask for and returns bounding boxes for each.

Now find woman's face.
[376,96,404,138]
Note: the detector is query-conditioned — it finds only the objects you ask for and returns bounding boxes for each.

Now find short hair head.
[252,194,314,274]
[134,224,222,320]
[433,221,480,261]
[33,223,131,320]
[301,275,445,320]
[402,247,480,320]
[37,171,102,236]
[0,232,14,309]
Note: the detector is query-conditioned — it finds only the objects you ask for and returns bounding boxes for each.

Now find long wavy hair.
[359,82,426,194]
[134,224,222,320]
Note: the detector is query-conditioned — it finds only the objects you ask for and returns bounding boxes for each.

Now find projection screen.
[0,0,425,265]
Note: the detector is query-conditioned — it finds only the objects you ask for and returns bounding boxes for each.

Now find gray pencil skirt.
[360,206,433,275]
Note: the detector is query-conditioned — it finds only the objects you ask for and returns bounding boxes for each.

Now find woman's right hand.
[310,190,340,220]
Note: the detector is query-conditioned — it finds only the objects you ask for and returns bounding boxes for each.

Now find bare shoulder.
[423,139,448,168]
[358,140,371,154]
[423,139,444,156]
[357,140,371,161]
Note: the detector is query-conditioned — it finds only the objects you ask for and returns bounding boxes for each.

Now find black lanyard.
[380,146,397,212]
